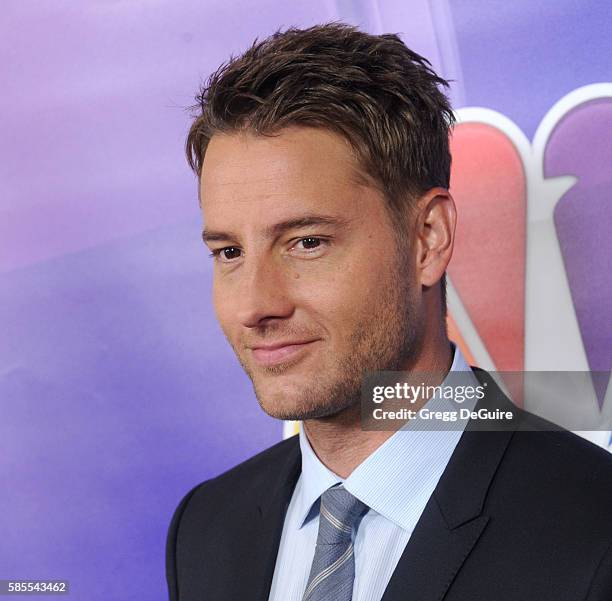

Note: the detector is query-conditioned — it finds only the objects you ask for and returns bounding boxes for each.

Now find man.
[166,22,612,601]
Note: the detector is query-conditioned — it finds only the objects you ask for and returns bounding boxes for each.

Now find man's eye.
[209,247,242,262]
[295,237,323,251]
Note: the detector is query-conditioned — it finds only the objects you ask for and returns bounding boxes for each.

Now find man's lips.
[249,340,320,367]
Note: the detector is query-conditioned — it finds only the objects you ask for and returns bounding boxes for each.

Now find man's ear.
[414,187,456,287]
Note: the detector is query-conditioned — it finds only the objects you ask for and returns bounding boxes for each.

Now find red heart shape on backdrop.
[448,122,527,404]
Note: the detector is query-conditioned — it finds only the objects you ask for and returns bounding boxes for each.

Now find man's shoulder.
[166,434,300,599]
[175,434,300,517]
[472,366,612,499]
[496,414,612,511]
[503,392,612,477]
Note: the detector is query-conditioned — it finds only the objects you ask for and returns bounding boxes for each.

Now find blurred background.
[1,1,611,599]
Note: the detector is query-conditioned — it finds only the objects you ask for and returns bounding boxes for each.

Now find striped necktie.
[302,484,368,601]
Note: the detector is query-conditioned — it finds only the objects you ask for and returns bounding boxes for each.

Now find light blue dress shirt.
[267,344,479,601]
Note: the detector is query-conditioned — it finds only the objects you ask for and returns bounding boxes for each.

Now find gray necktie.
[302,484,368,601]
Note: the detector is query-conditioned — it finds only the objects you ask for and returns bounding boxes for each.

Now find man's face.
[200,126,424,420]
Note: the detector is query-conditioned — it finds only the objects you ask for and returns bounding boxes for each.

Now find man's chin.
[254,387,358,421]
[258,402,351,421]
[254,394,320,421]
[247,363,361,420]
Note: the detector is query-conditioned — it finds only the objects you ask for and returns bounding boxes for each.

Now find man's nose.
[234,255,295,328]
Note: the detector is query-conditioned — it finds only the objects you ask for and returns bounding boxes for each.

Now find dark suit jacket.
[166,369,612,600]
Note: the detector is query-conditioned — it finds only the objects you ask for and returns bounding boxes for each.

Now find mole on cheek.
[294,272,300,279]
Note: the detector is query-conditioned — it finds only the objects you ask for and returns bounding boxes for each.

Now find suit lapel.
[242,436,301,601]
[380,501,490,601]
[381,370,518,601]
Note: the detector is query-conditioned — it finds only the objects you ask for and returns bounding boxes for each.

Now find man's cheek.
[212,295,236,338]
[314,283,364,326]
[212,298,226,329]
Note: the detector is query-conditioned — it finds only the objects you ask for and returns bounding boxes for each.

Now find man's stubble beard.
[227,245,422,421]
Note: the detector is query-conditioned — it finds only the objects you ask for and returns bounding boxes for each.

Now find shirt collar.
[296,418,342,527]
[296,343,478,530]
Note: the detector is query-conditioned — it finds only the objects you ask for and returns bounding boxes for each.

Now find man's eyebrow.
[266,214,351,237]
[201,229,236,243]
[201,214,350,244]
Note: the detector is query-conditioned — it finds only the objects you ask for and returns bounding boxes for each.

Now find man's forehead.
[199,127,369,198]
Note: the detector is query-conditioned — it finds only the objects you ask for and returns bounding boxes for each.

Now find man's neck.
[302,340,454,479]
